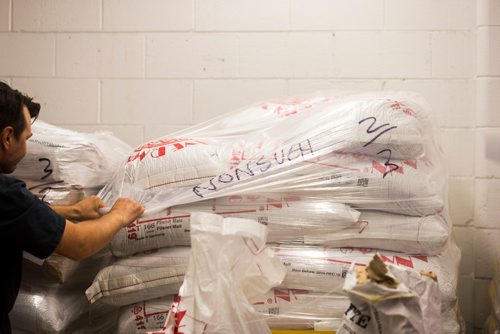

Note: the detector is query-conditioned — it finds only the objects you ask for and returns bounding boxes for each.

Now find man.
[0,82,145,333]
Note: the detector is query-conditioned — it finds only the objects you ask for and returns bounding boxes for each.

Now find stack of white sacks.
[11,121,131,334]
[82,91,463,333]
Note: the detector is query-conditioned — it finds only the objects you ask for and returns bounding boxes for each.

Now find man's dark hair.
[0,82,40,139]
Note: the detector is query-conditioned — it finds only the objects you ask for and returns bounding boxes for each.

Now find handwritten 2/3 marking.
[358,117,398,178]
[192,139,314,198]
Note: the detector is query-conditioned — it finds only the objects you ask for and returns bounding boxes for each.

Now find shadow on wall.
[486,132,500,162]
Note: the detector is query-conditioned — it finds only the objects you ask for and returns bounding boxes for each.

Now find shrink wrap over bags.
[109,195,360,257]
[117,297,174,334]
[99,91,446,219]
[87,242,459,308]
[12,120,131,191]
[109,200,448,257]
[305,210,449,255]
[10,282,89,334]
[276,241,460,305]
[116,292,347,333]
[116,291,461,333]
[82,91,460,332]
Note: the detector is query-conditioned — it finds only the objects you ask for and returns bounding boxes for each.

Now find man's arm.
[51,195,105,221]
[54,198,144,261]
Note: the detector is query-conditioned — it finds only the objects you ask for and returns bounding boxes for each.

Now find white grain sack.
[86,247,190,306]
[275,241,460,304]
[304,210,450,255]
[13,120,131,188]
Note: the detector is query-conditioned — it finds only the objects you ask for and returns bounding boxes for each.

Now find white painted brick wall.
[475,128,500,178]
[454,226,475,274]
[101,79,192,124]
[432,32,474,78]
[146,33,239,78]
[385,0,473,30]
[0,0,10,31]
[476,78,500,126]
[475,179,500,229]
[11,78,99,124]
[334,31,431,78]
[0,0,497,331]
[477,0,500,26]
[13,0,100,32]
[474,278,492,328]
[239,32,336,78]
[0,33,54,76]
[449,178,475,226]
[440,128,475,177]
[458,274,475,330]
[103,0,193,31]
[56,34,145,78]
[196,0,290,31]
[474,229,498,278]
[290,0,383,30]
[477,27,500,76]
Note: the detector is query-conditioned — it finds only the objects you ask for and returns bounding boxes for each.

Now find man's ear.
[0,126,15,151]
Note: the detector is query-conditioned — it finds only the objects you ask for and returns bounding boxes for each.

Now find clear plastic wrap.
[10,282,89,333]
[109,195,360,257]
[87,91,460,332]
[12,120,131,190]
[96,91,451,258]
[116,292,462,333]
[116,292,345,333]
[86,242,459,309]
[99,91,446,218]
[274,240,461,305]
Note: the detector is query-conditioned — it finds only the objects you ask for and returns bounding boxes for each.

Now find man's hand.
[107,198,145,227]
[54,197,145,261]
[73,195,108,220]
[51,195,107,221]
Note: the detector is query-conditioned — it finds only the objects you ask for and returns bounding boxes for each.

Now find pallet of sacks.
[11,122,131,333]
[92,91,463,332]
[85,243,461,332]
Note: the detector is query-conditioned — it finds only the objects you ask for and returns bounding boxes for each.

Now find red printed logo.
[379,255,429,269]
[128,138,207,163]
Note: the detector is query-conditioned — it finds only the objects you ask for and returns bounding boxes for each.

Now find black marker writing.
[193,139,314,198]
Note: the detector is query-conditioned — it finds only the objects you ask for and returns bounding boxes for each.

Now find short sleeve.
[0,175,66,259]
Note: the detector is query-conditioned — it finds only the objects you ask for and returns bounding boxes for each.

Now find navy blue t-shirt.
[0,174,66,333]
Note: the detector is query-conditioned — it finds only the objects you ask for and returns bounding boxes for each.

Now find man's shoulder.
[0,173,25,189]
